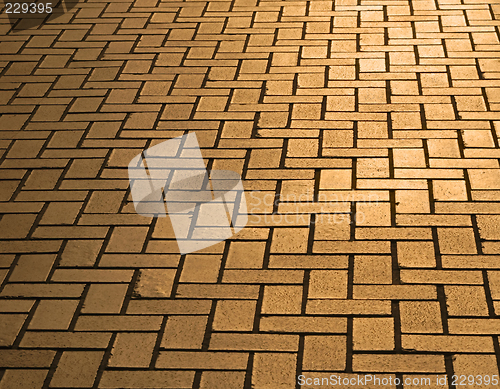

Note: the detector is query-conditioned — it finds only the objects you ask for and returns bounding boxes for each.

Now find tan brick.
[75,316,162,332]
[445,286,489,316]
[209,333,298,351]
[50,351,103,388]
[303,336,346,370]
[99,371,194,389]
[270,227,309,253]
[356,202,391,226]
[354,285,436,300]
[29,300,79,330]
[0,214,36,239]
[179,255,221,283]
[320,169,352,190]
[437,228,477,254]
[9,254,55,282]
[213,300,256,331]
[0,370,47,389]
[307,299,391,315]
[397,241,436,268]
[476,215,500,240]
[353,318,394,351]
[353,354,445,373]
[82,284,128,314]
[60,240,103,267]
[109,332,156,368]
[400,301,443,333]
[402,335,493,353]
[85,191,125,214]
[260,316,346,333]
[354,255,392,284]
[162,316,207,349]
[0,314,27,347]
[453,355,499,384]
[157,351,247,370]
[226,241,265,268]
[309,270,347,299]
[106,227,149,253]
[400,270,482,284]
[200,371,245,389]
[396,190,430,213]
[252,353,296,388]
[262,285,302,314]
[19,332,111,349]
[134,269,176,298]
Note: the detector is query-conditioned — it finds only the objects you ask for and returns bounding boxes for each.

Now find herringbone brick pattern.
[1,0,500,387]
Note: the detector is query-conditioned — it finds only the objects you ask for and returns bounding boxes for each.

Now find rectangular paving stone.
[260,316,347,333]
[75,316,163,332]
[401,335,494,353]
[0,350,56,368]
[50,351,104,388]
[353,354,446,373]
[161,316,208,350]
[82,284,129,314]
[209,333,299,351]
[20,332,112,349]
[0,284,84,298]
[156,351,248,370]
[99,371,195,389]
[29,300,79,330]
[126,300,212,315]
[109,332,157,368]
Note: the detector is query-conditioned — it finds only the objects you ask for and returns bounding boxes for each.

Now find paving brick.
[252,353,297,388]
[353,354,445,373]
[157,351,248,370]
[402,335,494,353]
[20,332,112,349]
[437,228,477,254]
[209,333,298,351]
[200,371,245,389]
[226,241,266,268]
[353,318,395,351]
[50,351,104,387]
[0,370,47,389]
[162,316,208,349]
[180,255,221,283]
[0,314,27,347]
[444,285,489,316]
[399,301,443,334]
[9,254,55,282]
[354,255,392,284]
[29,300,79,330]
[59,240,103,267]
[82,284,129,314]
[213,300,256,331]
[0,350,56,368]
[99,371,194,389]
[109,332,156,368]
[452,354,499,382]
[308,270,347,299]
[75,316,163,332]
[303,336,346,370]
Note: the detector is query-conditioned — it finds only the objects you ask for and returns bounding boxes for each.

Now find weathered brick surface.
[1,0,500,387]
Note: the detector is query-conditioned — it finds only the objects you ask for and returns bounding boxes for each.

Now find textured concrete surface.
[1,0,500,387]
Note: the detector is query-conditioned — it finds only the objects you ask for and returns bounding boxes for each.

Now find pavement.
[1,0,500,387]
